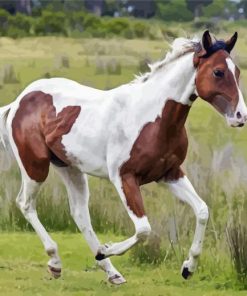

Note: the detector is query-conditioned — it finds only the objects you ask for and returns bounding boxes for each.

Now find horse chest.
[120,100,189,184]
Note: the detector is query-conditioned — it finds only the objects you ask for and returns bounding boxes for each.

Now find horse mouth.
[233,122,244,128]
[229,121,245,128]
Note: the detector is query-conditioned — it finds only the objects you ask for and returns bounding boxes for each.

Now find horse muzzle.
[226,112,247,127]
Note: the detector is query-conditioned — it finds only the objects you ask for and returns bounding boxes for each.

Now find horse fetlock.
[46,244,58,257]
[181,257,197,279]
[95,244,110,261]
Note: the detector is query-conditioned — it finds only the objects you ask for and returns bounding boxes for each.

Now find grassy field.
[0,34,247,294]
[0,232,245,296]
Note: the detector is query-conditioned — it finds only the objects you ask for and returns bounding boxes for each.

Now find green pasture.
[0,34,247,294]
[0,232,244,296]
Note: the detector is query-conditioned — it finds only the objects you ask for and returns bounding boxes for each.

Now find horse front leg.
[96,173,151,260]
[165,174,209,279]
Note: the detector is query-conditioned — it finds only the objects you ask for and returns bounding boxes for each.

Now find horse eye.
[213,69,224,78]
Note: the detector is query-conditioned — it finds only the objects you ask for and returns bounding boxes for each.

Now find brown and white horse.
[0,31,246,284]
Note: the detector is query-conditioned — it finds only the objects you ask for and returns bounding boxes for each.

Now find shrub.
[226,201,247,288]
[69,11,86,32]
[106,59,121,75]
[95,58,105,75]
[129,232,166,265]
[192,18,220,33]
[0,9,9,35]
[54,54,70,69]
[132,21,149,38]
[105,18,131,35]
[34,10,67,36]
[95,58,122,75]
[155,0,193,22]
[83,14,102,30]
[137,56,151,73]
[0,64,19,84]
[8,13,32,36]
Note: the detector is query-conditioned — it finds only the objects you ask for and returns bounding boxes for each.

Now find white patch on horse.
[226,57,247,125]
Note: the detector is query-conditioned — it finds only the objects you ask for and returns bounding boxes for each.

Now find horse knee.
[16,196,33,216]
[136,224,151,241]
[198,203,209,224]
[135,216,151,240]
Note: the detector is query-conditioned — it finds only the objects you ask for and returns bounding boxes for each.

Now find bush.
[129,232,166,265]
[192,18,220,33]
[0,64,19,84]
[155,0,193,22]
[8,13,32,35]
[69,11,86,32]
[137,56,151,73]
[0,9,9,35]
[83,14,102,30]
[133,21,149,38]
[34,10,67,36]
[54,54,70,69]
[95,58,122,75]
[105,18,131,36]
[0,9,165,40]
[226,200,247,288]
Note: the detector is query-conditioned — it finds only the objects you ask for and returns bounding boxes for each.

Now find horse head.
[194,30,247,127]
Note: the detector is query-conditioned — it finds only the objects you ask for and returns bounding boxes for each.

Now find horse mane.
[133,37,200,84]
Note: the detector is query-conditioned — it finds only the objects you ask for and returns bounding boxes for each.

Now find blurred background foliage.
[0,0,244,38]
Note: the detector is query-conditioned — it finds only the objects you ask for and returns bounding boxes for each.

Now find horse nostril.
[236,111,242,119]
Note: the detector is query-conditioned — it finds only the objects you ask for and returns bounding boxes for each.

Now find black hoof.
[182,267,193,279]
[95,252,106,261]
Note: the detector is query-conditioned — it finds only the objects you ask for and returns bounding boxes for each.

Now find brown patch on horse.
[120,100,190,217]
[195,50,239,116]
[12,91,81,182]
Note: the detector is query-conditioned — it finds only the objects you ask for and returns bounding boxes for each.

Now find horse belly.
[60,111,109,178]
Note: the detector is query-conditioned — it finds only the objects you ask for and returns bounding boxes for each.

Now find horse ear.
[225,32,238,53]
[202,30,213,53]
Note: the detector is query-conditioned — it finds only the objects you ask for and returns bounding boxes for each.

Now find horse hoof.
[108,274,127,285]
[48,265,62,279]
[181,266,193,280]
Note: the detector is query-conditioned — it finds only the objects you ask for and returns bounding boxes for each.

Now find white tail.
[0,104,13,171]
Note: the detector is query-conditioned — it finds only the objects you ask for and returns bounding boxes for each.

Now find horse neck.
[139,52,196,108]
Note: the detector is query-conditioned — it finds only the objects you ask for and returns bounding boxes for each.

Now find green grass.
[0,232,244,296]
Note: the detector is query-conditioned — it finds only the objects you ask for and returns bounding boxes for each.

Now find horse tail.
[0,104,14,171]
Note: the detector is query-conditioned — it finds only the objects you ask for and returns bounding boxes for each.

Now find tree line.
[0,0,245,22]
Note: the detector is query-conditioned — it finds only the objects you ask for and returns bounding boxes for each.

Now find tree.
[155,0,193,22]
[186,0,213,20]
[202,0,237,19]
[238,0,247,19]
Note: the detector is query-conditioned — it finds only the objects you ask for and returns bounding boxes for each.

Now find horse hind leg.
[54,166,126,285]
[16,174,62,278]
[11,137,62,278]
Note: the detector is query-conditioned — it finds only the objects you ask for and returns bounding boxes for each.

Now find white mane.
[134,37,200,83]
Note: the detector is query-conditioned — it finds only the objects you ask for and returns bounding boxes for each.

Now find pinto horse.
[0,30,246,284]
